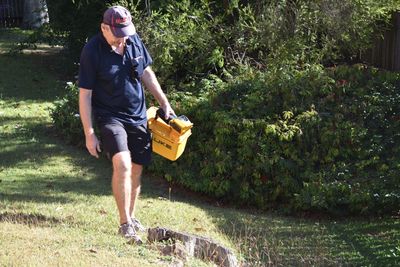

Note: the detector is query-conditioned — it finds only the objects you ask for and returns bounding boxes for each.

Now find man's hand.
[85,132,101,158]
[161,102,176,120]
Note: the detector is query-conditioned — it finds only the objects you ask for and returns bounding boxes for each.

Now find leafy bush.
[148,64,400,215]
[135,1,226,91]
[46,0,109,59]
[45,0,400,85]
[50,64,400,215]
[50,83,84,146]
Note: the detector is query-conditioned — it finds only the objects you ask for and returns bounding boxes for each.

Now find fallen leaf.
[65,215,74,221]
[99,209,107,215]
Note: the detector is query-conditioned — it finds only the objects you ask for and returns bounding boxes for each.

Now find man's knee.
[131,163,142,188]
[112,151,132,175]
[131,163,142,176]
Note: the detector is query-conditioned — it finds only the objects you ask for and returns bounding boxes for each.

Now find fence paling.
[395,12,400,71]
[0,0,24,28]
[363,12,400,71]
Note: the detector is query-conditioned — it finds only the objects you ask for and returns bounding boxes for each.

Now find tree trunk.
[22,0,49,29]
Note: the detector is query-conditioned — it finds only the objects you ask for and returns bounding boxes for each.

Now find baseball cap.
[103,6,136,38]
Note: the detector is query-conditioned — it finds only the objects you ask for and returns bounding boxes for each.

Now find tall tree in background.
[23,0,48,29]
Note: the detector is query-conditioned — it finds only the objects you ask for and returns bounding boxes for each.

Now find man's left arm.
[141,66,175,119]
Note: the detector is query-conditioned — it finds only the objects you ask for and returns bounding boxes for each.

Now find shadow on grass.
[0,192,71,204]
[0,28,32,52]
[0,51,72,102]
[0,118,112,204]
[328,220,400,266]
[0,211,62,227]
[0,171,110,200]
[204,207,399,266]
[0,33,112,206]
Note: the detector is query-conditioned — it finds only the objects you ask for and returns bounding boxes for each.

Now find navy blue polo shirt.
[79,33,153,126]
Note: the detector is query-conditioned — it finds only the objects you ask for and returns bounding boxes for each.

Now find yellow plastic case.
[147,107,192,161]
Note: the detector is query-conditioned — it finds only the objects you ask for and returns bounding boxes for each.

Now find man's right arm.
[79,88,101,158]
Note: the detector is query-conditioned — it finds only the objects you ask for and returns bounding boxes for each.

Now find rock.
[148,227,239,267]
[159,242,188,260]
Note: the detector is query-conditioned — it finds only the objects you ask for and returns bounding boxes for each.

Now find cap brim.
[110,23,136,38]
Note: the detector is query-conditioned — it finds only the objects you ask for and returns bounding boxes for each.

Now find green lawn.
[0,28,399,267]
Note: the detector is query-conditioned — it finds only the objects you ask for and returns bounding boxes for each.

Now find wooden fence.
[362,12,400,71]
[0,0,24,28]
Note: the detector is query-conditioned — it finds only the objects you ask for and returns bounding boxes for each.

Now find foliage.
[19,23,66,47]
[47,0,109,58]
[222,0,399,68]
[135,1,226,91]
[148,64,400,215]
[50,83,84,147]
[45,0,400,84]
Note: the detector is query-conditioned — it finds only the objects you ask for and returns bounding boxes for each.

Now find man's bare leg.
[129,163,142,218]
[112,151,132,225]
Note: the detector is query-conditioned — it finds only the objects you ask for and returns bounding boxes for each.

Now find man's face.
[101,23,127,47]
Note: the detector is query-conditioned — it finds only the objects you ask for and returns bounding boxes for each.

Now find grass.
[0,28,399,267]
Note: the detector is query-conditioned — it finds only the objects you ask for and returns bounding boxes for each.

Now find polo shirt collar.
[99,33,113,52]
[126,35,135,45]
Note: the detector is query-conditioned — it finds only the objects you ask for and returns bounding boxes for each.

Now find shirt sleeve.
[135,34,153,69]
[78,44,97,90]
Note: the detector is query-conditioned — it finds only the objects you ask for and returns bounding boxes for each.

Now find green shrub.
[50,82,84,147]
[136,1,226,91]
[148,64,400,215]
[46,0,109,59]
[46,0,400,87]
[50,64,400,215]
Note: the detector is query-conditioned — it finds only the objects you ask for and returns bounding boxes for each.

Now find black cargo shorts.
[99,120,152,165]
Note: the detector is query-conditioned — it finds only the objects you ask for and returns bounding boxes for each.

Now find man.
[78,6,174,244]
